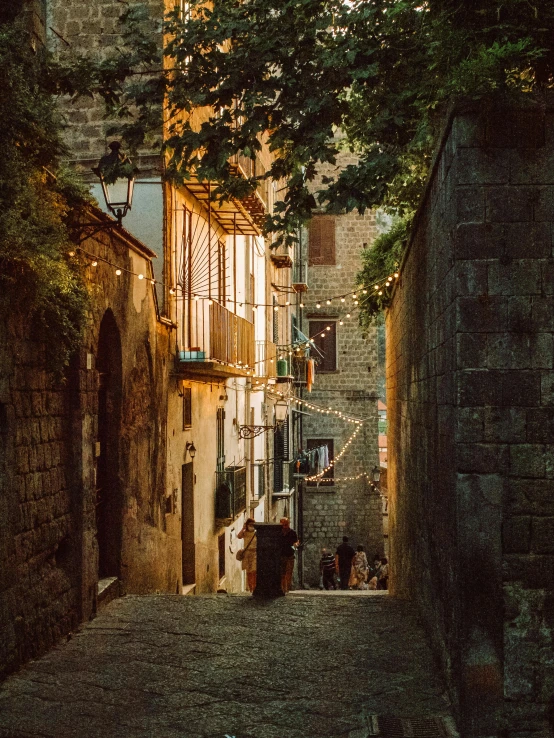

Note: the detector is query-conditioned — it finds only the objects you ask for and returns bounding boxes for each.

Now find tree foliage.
[108,0,554,253]
[0,19,91,375]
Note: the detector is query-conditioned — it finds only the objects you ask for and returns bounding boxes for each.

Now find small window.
[308,216,336,265]
[306,439,334,486]
[182,387,192,429]
[309,321,337,372]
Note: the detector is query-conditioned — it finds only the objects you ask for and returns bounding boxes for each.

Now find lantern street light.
[372,465,381,484]
[275,400,289,425]
[93,142,137,226]
[185,441,196,459]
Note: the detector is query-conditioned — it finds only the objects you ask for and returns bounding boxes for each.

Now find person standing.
[237,517,257,592]
[319,548,337,590]
[335,536,355,590]
[348,545,369,590]
[279,517,299,594]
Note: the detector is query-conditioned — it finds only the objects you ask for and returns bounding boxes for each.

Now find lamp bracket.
[238,425,277,439]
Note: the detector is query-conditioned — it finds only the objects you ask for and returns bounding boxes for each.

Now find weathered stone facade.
[386,104,554,736]
[0,210,180,679]
[300,151,381,587]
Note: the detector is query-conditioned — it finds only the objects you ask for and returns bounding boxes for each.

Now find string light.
[74,245,400,314]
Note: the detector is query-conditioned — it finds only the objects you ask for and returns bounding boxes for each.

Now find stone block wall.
[0,212,180,679]
[301,152,382,586]
[386,104,554,736]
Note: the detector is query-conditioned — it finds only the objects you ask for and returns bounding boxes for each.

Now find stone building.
[386,105,554,736]
[297,150,382,587]
[0,207,180,679]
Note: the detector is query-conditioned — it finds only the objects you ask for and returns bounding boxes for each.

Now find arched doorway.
[95,311,123,579]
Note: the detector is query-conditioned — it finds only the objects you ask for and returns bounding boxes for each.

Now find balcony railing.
[230,151,269,213]
[215,466,247,521]
[293,262,308,291]
[270,244,293,269]
[255,340,277,380]
[273,459,296,496]
[178,300,255,376]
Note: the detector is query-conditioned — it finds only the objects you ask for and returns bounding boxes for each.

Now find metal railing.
[179,300,255,369]
[293,262,308,287]
[230,151,269,208]
[215,466,247,520]
[255,340,277,379]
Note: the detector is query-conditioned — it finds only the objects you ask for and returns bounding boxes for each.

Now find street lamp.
[275,400,289,425]
[186,441,196,459]
[93,142,137,226]
[372,465,381,484]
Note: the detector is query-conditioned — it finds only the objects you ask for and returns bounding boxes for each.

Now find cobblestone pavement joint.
[0,592,457,738]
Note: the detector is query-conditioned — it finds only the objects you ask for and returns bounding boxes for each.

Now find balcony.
[292,262,308,292]
[176,301,255,379]
[270,244,293,269]
[255,340,277,381]
[215,466,247,523]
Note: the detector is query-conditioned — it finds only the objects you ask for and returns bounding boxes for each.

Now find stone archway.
[95,310,123,580]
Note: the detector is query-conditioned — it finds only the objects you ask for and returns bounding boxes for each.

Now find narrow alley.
[0,592,457,738]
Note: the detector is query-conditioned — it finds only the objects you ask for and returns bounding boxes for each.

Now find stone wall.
[0,210,180,679]
[301,152,381,586]
[386,104,554,736]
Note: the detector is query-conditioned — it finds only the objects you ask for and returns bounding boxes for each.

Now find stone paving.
[0,592,457,738]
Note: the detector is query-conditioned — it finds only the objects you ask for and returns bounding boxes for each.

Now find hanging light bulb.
[316,303,321,309]
[169,288,176,295]
[274,305,279,312]
[346,313,351,318]
[341,297,345,303]
[394,272,399,278]
[326,299,331,305]
[299,303,304,308]
[115,269,122,276]
[378,291,383,296]
[138,273,144,280]
[286,300,290,306]
[92,261,98,267]
[362,289,367,294]
[339,320,343,325]
[326,326,331,331]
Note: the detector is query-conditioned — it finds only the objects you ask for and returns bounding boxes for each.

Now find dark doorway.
[182,462,195,585]
[95,311,123,579]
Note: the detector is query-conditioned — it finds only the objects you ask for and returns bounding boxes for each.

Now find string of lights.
[69,246,400,313]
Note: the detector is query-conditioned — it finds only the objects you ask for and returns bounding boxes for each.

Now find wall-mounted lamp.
[185,441,196,460]
[274,400,289,425]
[372,465,381,484]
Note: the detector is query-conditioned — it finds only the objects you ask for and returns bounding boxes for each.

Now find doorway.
[95,311,122,579]
[182,462,195,585]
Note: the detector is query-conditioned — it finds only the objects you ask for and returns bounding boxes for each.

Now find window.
[272,295,279,343]
[309,320,337,372]
[182,387,192,429]
[217,240,226,304]
[308,216,335,265]
[306,439,334,486]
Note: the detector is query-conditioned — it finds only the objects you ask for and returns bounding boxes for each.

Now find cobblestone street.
[0,592,457,738]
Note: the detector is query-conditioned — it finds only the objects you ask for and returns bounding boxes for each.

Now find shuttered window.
[308,216,336,265]
[182,387,192,429]
[309,321,337,372]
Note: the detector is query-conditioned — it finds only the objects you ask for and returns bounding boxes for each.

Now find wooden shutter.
[309,321,337,372]
[309,216,336,265]
[182,387,192,429]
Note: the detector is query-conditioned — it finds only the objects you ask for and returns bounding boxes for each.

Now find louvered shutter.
[309,216,336,265]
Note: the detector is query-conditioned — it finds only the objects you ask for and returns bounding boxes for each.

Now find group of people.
[320,537,389,591]
[237,516,299,594]
[237,521,387,595]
